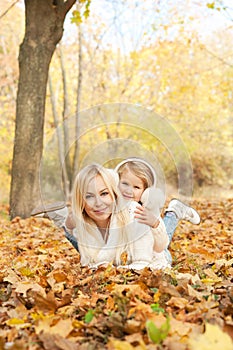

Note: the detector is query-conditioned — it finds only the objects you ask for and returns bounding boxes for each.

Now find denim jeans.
[163,212,179,263]
[63,226,79,251]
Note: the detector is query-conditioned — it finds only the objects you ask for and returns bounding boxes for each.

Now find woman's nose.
[94,195,103,206]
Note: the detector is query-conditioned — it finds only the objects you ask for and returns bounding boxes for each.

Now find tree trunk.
[72,24,83,184]
[10,0,76,219]
[49,73,70,200]
[59,44,73,192]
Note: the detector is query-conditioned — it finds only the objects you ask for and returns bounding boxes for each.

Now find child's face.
[119,169,145,202]
[84,175,113,227]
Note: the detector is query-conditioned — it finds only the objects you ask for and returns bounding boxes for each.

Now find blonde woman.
[70,163,159,269]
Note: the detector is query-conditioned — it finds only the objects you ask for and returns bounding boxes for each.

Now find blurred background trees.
[0,0,232,209]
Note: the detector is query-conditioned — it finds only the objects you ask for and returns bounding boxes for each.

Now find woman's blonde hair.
[72,163,129,265]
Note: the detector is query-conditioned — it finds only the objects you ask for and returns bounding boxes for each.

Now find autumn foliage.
[0,198,232,349]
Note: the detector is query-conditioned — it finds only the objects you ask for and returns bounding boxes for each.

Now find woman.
[70,163,167,269]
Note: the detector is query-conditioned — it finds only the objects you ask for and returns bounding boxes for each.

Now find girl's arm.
[127,220,154,268]
[134,206,169,253]
[151,217,169,253]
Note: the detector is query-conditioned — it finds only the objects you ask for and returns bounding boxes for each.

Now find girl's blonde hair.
[72,163,129,265]
[116,160,155,189]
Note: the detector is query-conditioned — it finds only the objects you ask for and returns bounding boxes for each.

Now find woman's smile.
[84,175,114,227]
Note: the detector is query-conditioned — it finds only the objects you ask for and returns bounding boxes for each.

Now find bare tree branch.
[0,0,20,20]
[63,0,78,14]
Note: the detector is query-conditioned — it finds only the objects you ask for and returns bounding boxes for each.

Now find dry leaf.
[189,323,233,350]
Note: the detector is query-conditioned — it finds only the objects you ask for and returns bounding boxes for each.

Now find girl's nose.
[125,186,133,194]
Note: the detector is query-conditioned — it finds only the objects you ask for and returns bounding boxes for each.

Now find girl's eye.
[121,182,128,186]
[134,186,140,190]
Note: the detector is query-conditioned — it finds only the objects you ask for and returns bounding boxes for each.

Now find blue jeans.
[163,212,179,263]
[63,226,79,251]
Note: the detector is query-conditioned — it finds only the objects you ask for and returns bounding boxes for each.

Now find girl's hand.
[134,205,159,228]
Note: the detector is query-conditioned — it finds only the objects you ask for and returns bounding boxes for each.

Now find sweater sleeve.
[126,219,154,268]
[151,217,169,253]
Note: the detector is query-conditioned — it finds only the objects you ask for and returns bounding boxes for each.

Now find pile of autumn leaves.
[0,199,232,350]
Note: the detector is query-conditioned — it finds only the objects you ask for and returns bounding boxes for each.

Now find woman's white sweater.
[75,201,170,270]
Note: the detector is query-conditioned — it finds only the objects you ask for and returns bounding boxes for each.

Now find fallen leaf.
[189,323,233,350]
[15,281,46,298]
[39,332,79,350]
[166,296,189,309]
[35,317,73,338]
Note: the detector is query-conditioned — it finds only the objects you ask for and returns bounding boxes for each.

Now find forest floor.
[0,198,232,350]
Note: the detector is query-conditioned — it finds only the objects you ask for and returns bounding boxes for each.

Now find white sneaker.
[166,199,200,225]
[31,201,66,216]
[47,207,69,228]
[31,202,68,228]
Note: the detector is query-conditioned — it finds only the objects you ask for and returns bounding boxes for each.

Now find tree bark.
[10,0,76,219]
[49,73,70,200]
[72,24,83,184]
[59,44,73,192]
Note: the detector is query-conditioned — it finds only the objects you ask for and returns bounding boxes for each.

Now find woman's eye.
[85,194,93,199]
[134,186,140,190]
[101,191,109,196]
[121,182,128,186]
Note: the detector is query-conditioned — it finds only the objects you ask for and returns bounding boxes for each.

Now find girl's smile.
[119,169,145,203]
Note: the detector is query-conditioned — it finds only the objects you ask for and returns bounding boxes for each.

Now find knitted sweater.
[74,201,170,270]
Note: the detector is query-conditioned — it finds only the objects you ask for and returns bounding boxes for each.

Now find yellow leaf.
[201,278,222,284]
[107,338,134,350]
[72,319,85,329]
[35,317,73,338]
[18,266,35,277]
[6,318,31,329]
[189,323,233,350]
[153,289,161,303]
[6,318,25,325]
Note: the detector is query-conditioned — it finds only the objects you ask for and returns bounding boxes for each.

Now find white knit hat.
[114,157,157,187]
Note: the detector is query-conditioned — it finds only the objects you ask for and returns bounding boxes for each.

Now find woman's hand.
[65,212,76,230]
[134,205,159,228]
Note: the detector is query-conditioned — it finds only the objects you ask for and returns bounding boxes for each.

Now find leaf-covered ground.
[0,199,232,350]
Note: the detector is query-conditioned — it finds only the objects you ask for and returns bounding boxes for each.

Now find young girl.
[70,163,169,269]
[115,157,200,263]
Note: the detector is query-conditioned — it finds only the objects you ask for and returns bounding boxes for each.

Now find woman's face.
[118,169,145,203]
[84,175,114,228]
